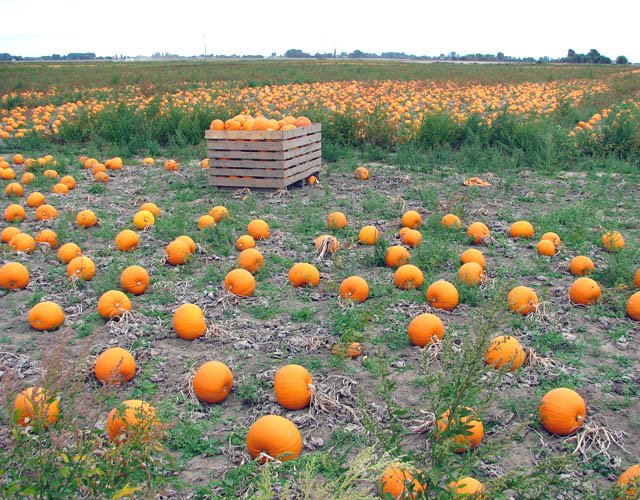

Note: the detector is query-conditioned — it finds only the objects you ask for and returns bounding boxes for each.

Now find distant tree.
[350,50,365,58]
[616,55,629,64]
[497,52,504,61]
[284,49,311,58]
[567,48,576,58]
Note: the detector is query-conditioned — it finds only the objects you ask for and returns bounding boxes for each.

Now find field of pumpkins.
[0,138,639,500]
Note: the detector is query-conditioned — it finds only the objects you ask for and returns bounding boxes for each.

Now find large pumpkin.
[97,290,132,319]
[627,292,640,321]
[569,277,601,305]
[379,467,425,499]
[173,303,206,340]
[407,313,444,346]
[14,387,59,427]
[0,262,29,290]
[426,280,459,311]
[94,347,136,384]
[106,400,158,442]
[394,264,424,290]
[538,388,585,436]
[485,336,525,371]
[617,464,640,499]
[246,415,302,463]
[29,301,64,331]
[288,263,320,288]
[507,286,538,315]
[225,268,256,296]
[274,364,313,410]
[193,361,233,403]
[339,276,369,303]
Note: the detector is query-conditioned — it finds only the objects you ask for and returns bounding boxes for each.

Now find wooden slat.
[282,142,321,160]
[281,123,321,139]
[208,149,321,170]
[208,175,285,189]
[208,149,285,160]
[204,123,321,141]
[208,167,286,178]
[280,132,321,150]
[205,139,284,152]
[283,162,321,187]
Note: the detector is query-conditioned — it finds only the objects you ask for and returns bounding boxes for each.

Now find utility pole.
[204,33,207,62]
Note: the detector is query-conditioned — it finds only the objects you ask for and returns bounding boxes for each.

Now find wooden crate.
[205,123,321,189]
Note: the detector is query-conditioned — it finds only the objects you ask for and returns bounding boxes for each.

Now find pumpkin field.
[0,60,640,499]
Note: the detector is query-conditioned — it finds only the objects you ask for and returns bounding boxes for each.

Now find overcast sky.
[1,0,638,62]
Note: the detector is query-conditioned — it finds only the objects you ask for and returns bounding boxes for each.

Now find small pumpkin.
[21,172,35,185]
[0,262,29,290]
[394,264,424,290]
[634,269,640,289]
[401,210,421,229]
[246,415,302,463]
[485,336,525,371]
[140,202,160,217]
[133,210,155,230]
[437,407,484,453]
[448,477,484,499]
[354,166,369,180]
[52,183,69,194]
[94,171,108,183]
[538,387,585,436]
[358,225,380,245]
[402,229,422,248]
[331,341,363,358]
[541,232,561,247]
[274,364,313,410]
[408,313,444,346]
[209,206,229,222]
[67,256,95,281]
[14,387,59,427]
[43,169,58,179]
[35,204,57,220]
[536,239,556,256]
[339,276,369,303]
[224,268,256,296]
[4,203,26,222]
[198,215,216,229]
[247,219,270,240]
[509,220,534,238]
[625,291,640,321]
[379,467,425,500]
[173,303,206,340]
[6,182,23,197]
[314,234,339,254]
[617,464,640,499]
[458,262,485,286]
[164,159,179,171]
[29,301,64,330]
[175,235,196,254]
[398,226,411,238]
[385,245,411,268]
[94,347,136,384]
[193,361,233,403]
[115,229,139,251]
[569,277,601,305]
[35,229,58,248]
[238,248,264,274]
[120,265,149,295]
[507,286,538,315]
[602,231,624,252]
[570,255,595,276]
[467,222,490,244]
[98,290,132,319]
[426,280,459,311]
[142,157,155,166]
[165,240,190,265]
[57,242,81,263]
[236,234,255,251]
[288,263,320,288]
[327,211,347,230]
[9,233,36,253]
[1,226,20,243]
[441,213,462,229]
[106,400,158,442]
[60,175,76,189]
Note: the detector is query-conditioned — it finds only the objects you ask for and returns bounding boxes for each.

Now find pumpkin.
[408,313,444,346]
[236,234,256,251]
[13,153,24,165]
[98,290,132,319]
[193,361,233,403]
[441,214,462,229]
[238,248,264,274]
[29,301,64,330]
[467,222,490,244]
[339,276,369,303]
[569,277,601,305]
[541,232,561,247]
[6,182,23,197]
[75,210,96,228]
[314,234,339,254]
[35,204,57,220]
[394,264,424,290]
[274,364,313,410]
[437,407,484,452]
[43,169,58,179]
[35,229,58,248]
[507,286,538,315]
[331,342,363,358]
[115,229,139,251]
[426,281,459,311]
[602,231,624,252]
[142,157,155,166]
[94,172,108,183]
[198,215,216,229]
[359,225,380,245]
[133,210,155,230]
[354,166,369,180]
[485,336,525,371]
[67,256,95,280]
[120,265,149,295]
[140,202,160,217]
[248,219,270,240]
[9,233,36,253]
[164,159,179,171]
[538,387,585,435]
[4,203,26,222]
[401,210,421,229]
[94,347,136,384]
[14,387,59,427]
[402,229,423,248]
[617,464,640,499]
[1,226,20,243]
[570,255,595,276]
[246,415,302,463]
[327,211,347,230]
[57,242,81,263]
[448,477,484,498]
[173,303,206,340]
[52,183,68,194]
[458,262,485,285]
[175,235,196,254]
[106,400,158,441]
[209,206,229,222]
[0,167,16,180]
[60,175,76,189]
[536,239,556,256]
[165,240,191,265]
[509,220,534,238]
[625,291,640,320]
[398,226,411,238]
[379,467,425,499]
[108,157,123,170]
[635,269,640,289]
[225,268,256,296]
[385,245,411,268]
[289,263,320,288]
[0,262,29,290]
[21,172,35,185]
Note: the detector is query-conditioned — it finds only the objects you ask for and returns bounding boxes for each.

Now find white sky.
[1,0,638,62]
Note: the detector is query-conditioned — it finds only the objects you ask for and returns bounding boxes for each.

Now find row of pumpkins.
[2,154,640,497]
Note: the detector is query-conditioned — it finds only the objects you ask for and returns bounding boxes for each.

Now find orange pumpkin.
[385,245,411,268]
[570,255,595,276]
[538,388,585,435]
[1,226,20,243]
[339,276,369,303]
[634,269,640,289]
[140,202,160,217]
[314,234,339,254]
[133,210,155,230]
[106,400,158,442]
[193,361,233,403]
[0,262,29,290]
[379,467,425,500]
[52,183,69,194]
[467,222,490,244]
[94,171,109,183]
[98,290,132,319]
[198,215,216,229]
[94,347,136,384]
[209,206,229,222]
[536,239,556,256]
[173,303,206,340]
[331,342,363,358]
[60,175,76,189]
[327,211,347,230]
[408,313,444,346]
[509,220,534,238]
[9,233,36,253]
[358,225,380,245]
[21,172,35,185]
[354,166,369,180]
[458,262,485,285]
[569,277,601,305]
[426,280,459,311]
[541,232,561,247]
[238,248,264,274]
[246,415,302,463]
[29,301,64,330]
[602,231,624,252]
[274,364,313,410]
[289,263,320,288]
[448,477,484,498]
[224,268,256,296]
[247,219,270,240]
[175,235,195,254]
[120,265,149,295]
[236,234,255,251]
[507,286,538,315]
[401,210,421,229]
[625,291,640,321]
[14,387,59,427]
[4,203,26,222]
[441,214,462,229]
[165,240,190,265]
[394,264,424,290]
[35,204,57,220]
[67,256,95,280]
[6,182,23,197]
[617,464,640,499]
[164,159,178,171]
[402,229,422,248]
[437,407,484,453]
[115,229,139,251]
[485,336,525,371]
[57,242,81,263]
[35,229,58,248]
